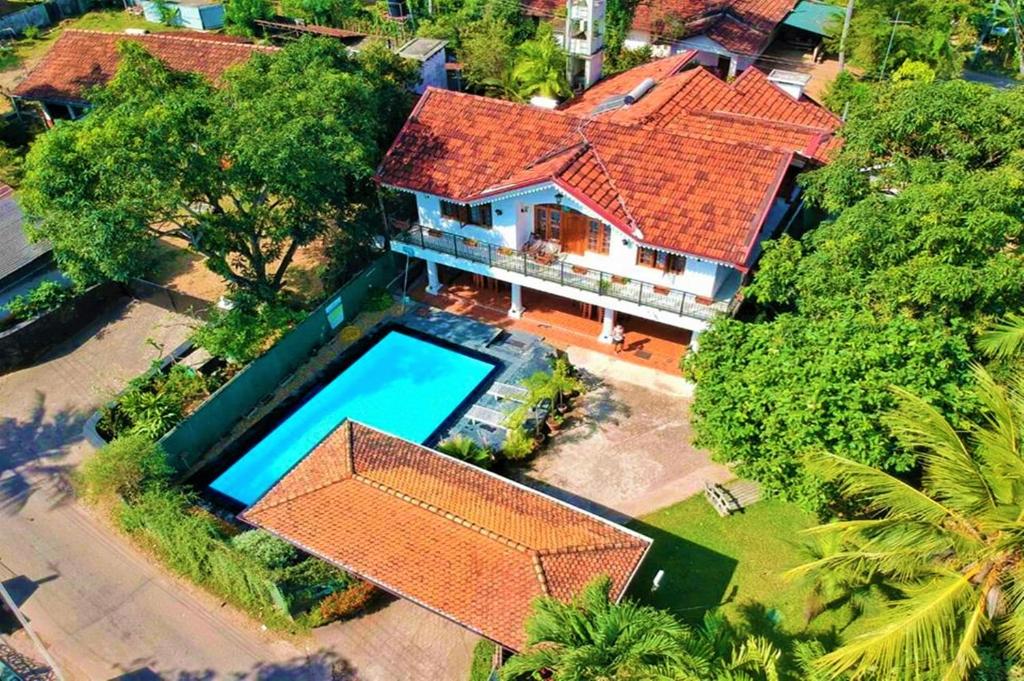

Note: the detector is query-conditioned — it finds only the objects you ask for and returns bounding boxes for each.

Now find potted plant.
[427,228,443,238]
[463,237,479,248]
[546,411,565,433]
[611,275,630,284]
[571,265,589,275]
[497,246,515,256]
[653,285,671,295]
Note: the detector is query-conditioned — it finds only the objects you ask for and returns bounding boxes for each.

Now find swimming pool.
[210,329,497,505]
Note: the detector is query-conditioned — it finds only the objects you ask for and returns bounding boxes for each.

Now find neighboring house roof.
[626,0,796,56]
[377,55,840,266]
[12,30,274,105]
[561,54,840,160]
[241,420,651,651]
[0,185,50,287]
[782,0,845,36]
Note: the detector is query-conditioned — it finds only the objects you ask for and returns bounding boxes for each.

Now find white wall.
[412,186,737,299]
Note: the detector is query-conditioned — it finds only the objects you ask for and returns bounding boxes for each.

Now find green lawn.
[628,495,876,645]
[3,9,182,73]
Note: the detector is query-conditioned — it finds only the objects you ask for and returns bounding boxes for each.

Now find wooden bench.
[704,481,742,517]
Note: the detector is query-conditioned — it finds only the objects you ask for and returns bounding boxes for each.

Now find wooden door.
[562,213,587,255]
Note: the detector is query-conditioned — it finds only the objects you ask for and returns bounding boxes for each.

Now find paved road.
[0,298,322,680]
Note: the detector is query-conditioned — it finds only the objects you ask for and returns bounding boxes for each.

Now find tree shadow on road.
[0,390,85,515]
[115,649,363,680]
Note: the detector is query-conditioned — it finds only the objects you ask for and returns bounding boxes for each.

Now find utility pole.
[878,9,909,79]
[838,0,854,71]
[0,581,66,681]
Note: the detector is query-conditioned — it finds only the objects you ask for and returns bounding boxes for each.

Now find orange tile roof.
[566,64,839,162]
[241,421,651,651]
[12,30,273,104]
[378,57,840,265]
[620,0,795,55]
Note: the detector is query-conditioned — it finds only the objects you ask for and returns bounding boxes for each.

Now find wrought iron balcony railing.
[391,223,739,321]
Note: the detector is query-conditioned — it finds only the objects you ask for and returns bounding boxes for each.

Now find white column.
[598,306,615,343]
[690,329,701,352]
[508,283,524,319]
[727,56,739,79]
[425,260,443,295]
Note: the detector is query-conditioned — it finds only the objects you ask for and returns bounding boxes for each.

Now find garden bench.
[704,481,742,517]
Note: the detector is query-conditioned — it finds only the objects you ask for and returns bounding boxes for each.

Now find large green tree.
[686,78,1024,509]
[828,0,981,78]
[789,366,1024,680]
[21,38,416,299]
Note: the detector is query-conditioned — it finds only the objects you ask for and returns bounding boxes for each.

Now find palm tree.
[977,312,1024,359]
[436,435,493,469]
[512,24,570,100]
[501,576,780,681]
[789,364,1024,680]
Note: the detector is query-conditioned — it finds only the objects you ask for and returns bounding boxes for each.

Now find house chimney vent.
[767,69,811,100]
[529,96,560,110]
[624,77,656,104]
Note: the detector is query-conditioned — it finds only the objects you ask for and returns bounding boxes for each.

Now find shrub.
[437,435,493,469]
[470,639,498,681]
[77,434,171,503]
[192,298,301,364]
[231,530,300,569]
[116,486,293,628]
[2,279,74,321]
[315,581,378,626]
[21,25,40,41]
[362,285,394,313]
[114,363,209,439]
[501,427,536,461]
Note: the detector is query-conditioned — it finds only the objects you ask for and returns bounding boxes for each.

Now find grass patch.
[1,9,183,73]
[469,639,497,681]
[629,496,877,638]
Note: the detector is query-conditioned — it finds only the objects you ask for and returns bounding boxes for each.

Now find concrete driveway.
[520,347,732,520]
[0,297,323,679]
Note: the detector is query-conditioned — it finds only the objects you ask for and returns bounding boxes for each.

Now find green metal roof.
[783,0,844,36]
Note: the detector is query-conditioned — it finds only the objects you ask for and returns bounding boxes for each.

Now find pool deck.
[398,303,554,450]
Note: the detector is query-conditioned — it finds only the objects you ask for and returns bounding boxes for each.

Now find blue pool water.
[210,329,496,505]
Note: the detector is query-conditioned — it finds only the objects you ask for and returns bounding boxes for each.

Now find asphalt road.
[0,298,324,680]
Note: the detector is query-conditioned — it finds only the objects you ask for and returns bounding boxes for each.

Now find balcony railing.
[391,223,739,321]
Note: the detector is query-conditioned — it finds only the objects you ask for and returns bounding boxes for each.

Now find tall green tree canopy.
[224,0,273,36]
[686,78,1024,509]
[21,38,416,299]
[829,0,982,78]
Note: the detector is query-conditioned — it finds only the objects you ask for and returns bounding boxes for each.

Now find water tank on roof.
[386,0,409,18]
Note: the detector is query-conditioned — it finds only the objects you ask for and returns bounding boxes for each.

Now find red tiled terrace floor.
[410,270,692,375]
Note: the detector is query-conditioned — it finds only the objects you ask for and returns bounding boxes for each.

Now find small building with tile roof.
[9,29,273,124]
[377,52,840,347]
[241,420,652,651]
[528,0,806,78]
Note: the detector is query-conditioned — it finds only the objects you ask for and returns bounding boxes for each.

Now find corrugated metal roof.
[782,0,844,36]
[0,186,50,286]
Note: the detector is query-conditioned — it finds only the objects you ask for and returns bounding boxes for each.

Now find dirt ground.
[518,348,733,521]
[149,237,331,305]
[756,43,843,100]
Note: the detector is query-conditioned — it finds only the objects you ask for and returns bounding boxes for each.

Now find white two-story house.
[376,52,840,347]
